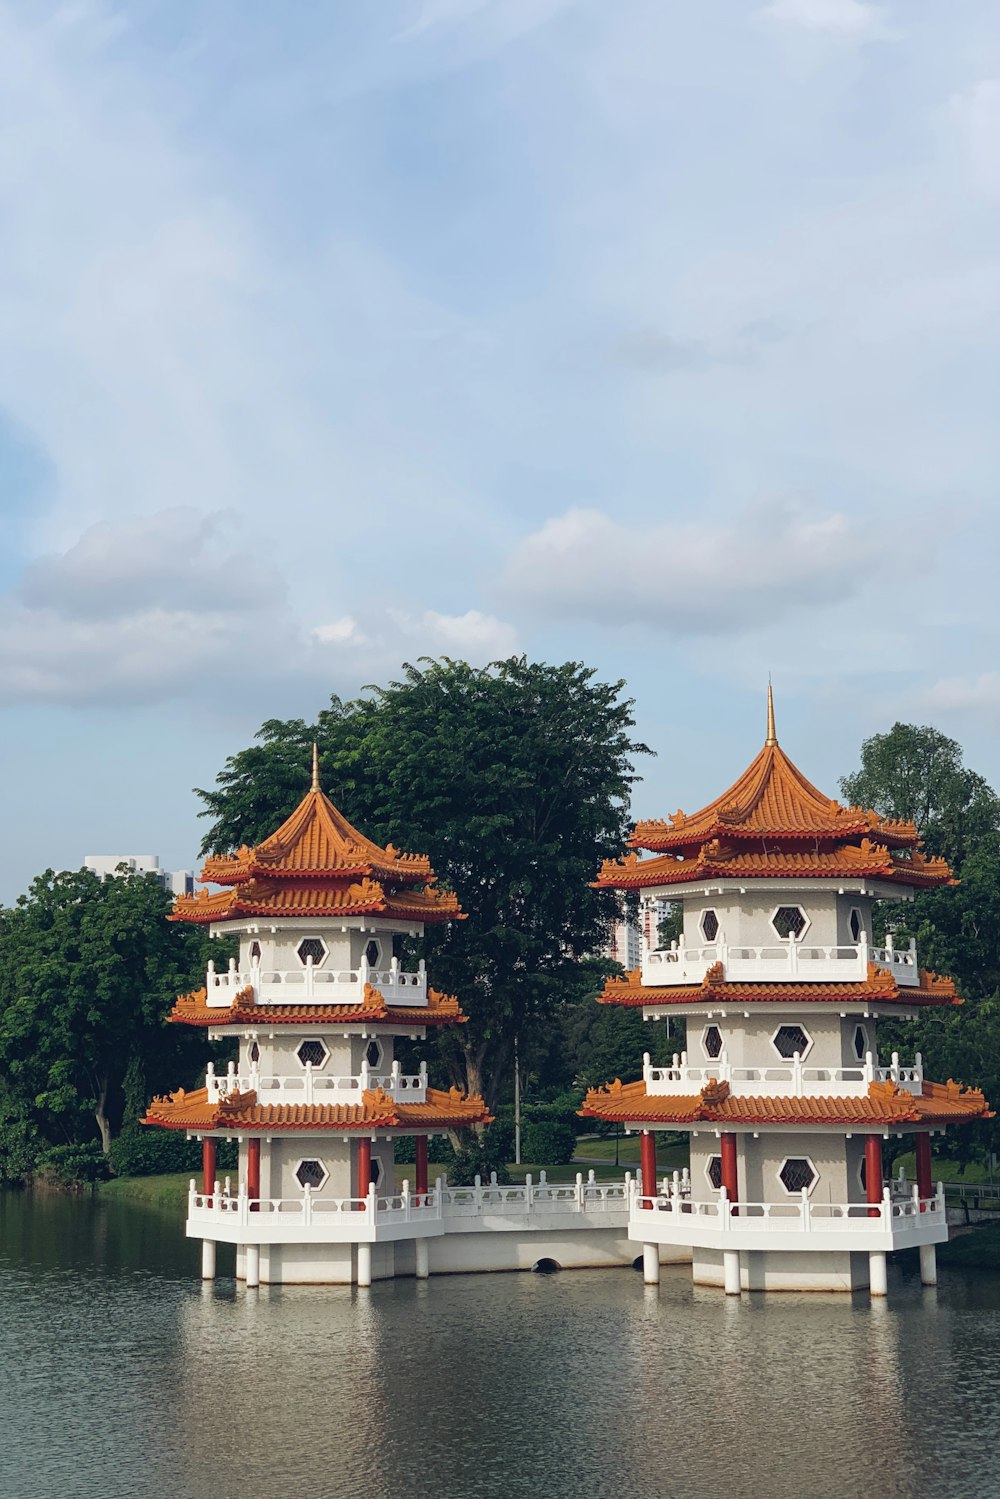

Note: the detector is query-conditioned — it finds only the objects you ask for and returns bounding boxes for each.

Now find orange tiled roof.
[597,838,954,893]
[579,1075,991,1128]
[630,738,919,853]
[169,982,467,1028]
[596,963,961,1010]
[143,1083,491,1134]
[172,765,463,927]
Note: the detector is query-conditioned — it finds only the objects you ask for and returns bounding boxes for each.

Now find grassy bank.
[98,1172,194,1208]
[937,1223,1000,1272]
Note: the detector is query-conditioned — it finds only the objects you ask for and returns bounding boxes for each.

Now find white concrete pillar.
[920,1243,938,1286]
[869,1251,888,1297]
[723,1250,741,1296]
[201,1239,216,1281]
[245,1244,260,1289]
[415,1238,430,1280]
[642,1243,659,1285]
[357,1243,372,1287]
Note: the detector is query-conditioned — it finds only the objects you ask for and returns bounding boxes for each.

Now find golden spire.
[765,681,777,746]
[311,742,320,793]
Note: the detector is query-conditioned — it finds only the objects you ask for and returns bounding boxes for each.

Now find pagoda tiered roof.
[169,982,468,1028]
[144,1083,491,1134]
[595,964,962,1010]
[172,748,462,926]
[597,694,955,893]
[579,1075,991,1129]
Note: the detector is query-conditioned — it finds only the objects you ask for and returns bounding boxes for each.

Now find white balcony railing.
[186,1170,630,1245]
[204,954,428,1009]
[205,1058,429,1105]
[641,933,919,989]
[642,1049,924,1099]
[628,1178,947,1253]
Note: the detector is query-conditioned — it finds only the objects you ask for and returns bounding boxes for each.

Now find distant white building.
[604,919,642,970]
[84,854,194,898]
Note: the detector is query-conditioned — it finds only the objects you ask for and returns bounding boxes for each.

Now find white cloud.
[0,510,520,707]
[499,501,864,632]
[948,79,1000,198]
[758,0,888,36]
[908,674,1000,714]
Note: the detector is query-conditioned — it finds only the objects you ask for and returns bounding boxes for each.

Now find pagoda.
[581,691,991,1295]
[144,747,490,1286]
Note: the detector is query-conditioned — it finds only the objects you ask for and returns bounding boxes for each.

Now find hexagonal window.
[296,1038,329,1069]
[849,908,863,944]
[703,1025,724,1059]
[700,909,720,943]
[772,1024,812,1060]
[296,937,327,967]
[369,1157,383,1187]
[248,1040,260,1064]
[364,939,382,968]
[853,1025,867,1062]
[772,906,807,940]
[706,1156,723,1190]
[364,1039,384,1070]
[249,939,262,963]
[779,1157,817,1195]
[295,1159,328,1190]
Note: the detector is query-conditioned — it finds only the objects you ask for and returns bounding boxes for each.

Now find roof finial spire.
[766,679,777,746]
[311,742,320,793]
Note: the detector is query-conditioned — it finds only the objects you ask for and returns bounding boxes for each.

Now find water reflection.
[2,1192,1000,1499]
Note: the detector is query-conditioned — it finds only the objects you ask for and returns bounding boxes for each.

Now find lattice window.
[706,1156,723,1190]
[248,1041,260,1064]
[779,1158,817,1194]
[853,1025,867,1062]
[296,937,327,966]
[364,939,382,967]
[703,1025,724,1059]
[249,939,262,962]
[849,909,863,944]
[701,909,720,942]
[772,1024,811,1059]
[772,906,807,940]
[296,1039,328,1069]
[365,1039,384,1070]
[295,1159,327,1190]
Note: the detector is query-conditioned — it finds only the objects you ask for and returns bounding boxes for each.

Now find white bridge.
[642,934,919,988]
[204,954,428,1008]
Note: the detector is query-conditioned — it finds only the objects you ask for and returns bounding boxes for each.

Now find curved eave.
[168,984,468,1029]
[142,1085,491,1134]
[596,967,962,1010]
[579,1078,991,1128]
[170,886,463,926]
[595,855,955,893]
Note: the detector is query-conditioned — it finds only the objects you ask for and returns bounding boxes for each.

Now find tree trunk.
[95,1076,111,1155]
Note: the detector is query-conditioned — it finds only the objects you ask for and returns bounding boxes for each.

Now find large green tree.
[197,656,650,1108]
[840,724,1000,1163]
[0,867,215,1158]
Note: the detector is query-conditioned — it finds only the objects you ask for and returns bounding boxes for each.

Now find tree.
[197,656,650,1109]
[840,722,1000,867]
[0,867,216,1160]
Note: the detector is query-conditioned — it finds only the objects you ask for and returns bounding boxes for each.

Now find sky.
[0,0,998,902]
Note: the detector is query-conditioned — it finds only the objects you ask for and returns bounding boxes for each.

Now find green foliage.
[196,656,650,1108]
[447,1126,512,1186]
[521,1118,576,1165]
[37,1142,109,1186]
[107,1126,238,1178]
[840,722,1000,867]
[560,1000,676,1091]
[0,866,220,1179]
[392,1134,453,1165]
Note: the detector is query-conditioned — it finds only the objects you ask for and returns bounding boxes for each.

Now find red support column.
[865,1134,883,1218]
[247,1137,261,1213]
[202,1137,217,1196]
[640,1130,657,1208]
[356,1136,372,1209]
[415,1137,429,1201]
[720,1133,739,1216]
[916,1133,933,1210]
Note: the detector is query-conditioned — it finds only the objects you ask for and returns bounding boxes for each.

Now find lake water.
[3,1191,1000,1499]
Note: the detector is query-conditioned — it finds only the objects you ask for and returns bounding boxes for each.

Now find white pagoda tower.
[582,692,991,1294]
[144,748,489,1286]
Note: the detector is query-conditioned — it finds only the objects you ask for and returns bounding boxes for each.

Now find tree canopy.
[0,867,215,1168]
[197,656,650,1107]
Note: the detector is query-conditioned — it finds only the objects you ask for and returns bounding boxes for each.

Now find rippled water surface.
[3,1191,1000,1499]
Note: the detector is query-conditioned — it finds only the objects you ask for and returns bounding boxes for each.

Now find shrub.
[37,1143,109,1186]
[521,1119,576,1166]
[108,1127,237,1179]
[393,1134,453,1165]
[447,1126,512,1186]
